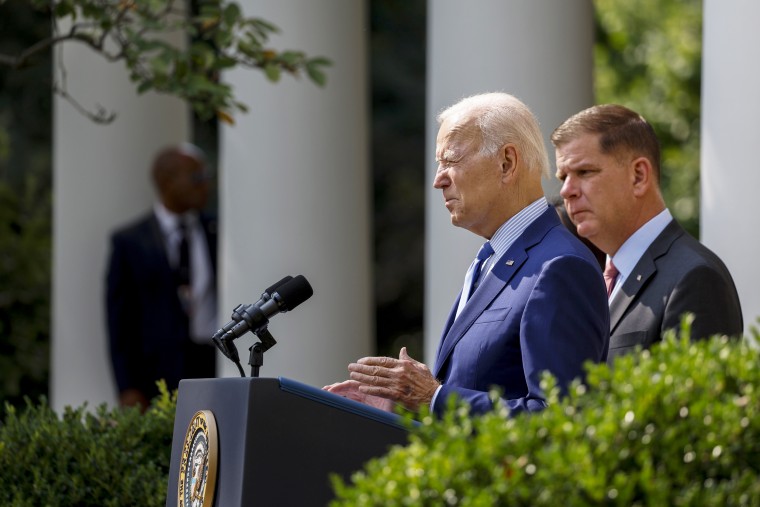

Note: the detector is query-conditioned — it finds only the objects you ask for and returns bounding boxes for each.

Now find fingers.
[356,355,397,367]
[349,369,394,389]
[343,350,436,411]
[349,360,398,380]
[323,380,361,396]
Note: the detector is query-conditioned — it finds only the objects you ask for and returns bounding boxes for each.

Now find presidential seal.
[178,410,218,507]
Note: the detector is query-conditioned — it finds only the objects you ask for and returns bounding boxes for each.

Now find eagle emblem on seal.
[178,410,218,507]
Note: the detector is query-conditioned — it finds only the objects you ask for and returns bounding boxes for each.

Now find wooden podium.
[165,377,409,506]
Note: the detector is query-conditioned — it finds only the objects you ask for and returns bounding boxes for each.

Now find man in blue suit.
[106,144,218,410]
[326,93,610,416]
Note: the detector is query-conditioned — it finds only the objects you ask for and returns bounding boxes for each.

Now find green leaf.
[136,81,153,94]
[222,2,241,27]
[264,63,281,82]
[306,63,327,87]
[53,0,76,19]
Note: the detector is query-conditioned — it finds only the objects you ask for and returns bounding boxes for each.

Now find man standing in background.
[106,143,218,410]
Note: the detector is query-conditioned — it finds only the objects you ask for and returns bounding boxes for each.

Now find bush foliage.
[0,382,176,507]
[331,320,760,506]
[0,177,52,410]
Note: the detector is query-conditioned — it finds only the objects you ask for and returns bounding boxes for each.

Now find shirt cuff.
[430,384,443,410]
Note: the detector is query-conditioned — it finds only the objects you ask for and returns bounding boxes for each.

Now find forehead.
[436,116,478,157]
[555,133,604,168]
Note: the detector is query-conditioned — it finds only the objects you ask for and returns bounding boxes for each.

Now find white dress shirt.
[154,202,217,343]
[608,208,673,302]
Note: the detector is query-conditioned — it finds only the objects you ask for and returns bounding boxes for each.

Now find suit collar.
[609,220,686,331]
[433,207,560,377]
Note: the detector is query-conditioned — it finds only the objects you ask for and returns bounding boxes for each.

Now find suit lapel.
[609,220,685,332]
[432,207,558,377]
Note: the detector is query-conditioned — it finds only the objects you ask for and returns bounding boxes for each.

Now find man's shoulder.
[653,223,731,273]
[111,212,155,241]
[534,221,602,266]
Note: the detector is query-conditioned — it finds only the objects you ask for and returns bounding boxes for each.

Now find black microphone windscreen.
[265,275,293,296]
[275,274,313,311]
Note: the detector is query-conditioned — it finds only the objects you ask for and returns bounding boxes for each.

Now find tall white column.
[424,0,595,365]
[701,0,760,335]
[51,43,189,411]
[220,0,370,385]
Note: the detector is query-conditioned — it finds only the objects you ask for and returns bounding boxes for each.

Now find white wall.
[219,0,371,386]
[51,41,189,411]
[701,0,760,334]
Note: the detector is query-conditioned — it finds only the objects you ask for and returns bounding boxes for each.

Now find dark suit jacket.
[106,211,218,400]
[432,207,610,416]
[607,220,743,364]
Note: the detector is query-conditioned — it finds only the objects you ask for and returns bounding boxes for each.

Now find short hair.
[551,104,661,182]
[437,92,550,178]
[151,143,206,188]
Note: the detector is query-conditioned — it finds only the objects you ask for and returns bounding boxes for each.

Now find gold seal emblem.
[178,410,218,507]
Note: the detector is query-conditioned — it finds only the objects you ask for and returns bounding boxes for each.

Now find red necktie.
[603,258,619,297]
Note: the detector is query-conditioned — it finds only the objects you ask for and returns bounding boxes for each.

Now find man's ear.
[500,144,518,181]
[631,157,654,197]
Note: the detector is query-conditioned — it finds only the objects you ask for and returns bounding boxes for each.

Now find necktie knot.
[603,258,619,297]
[476,241,494,262]
[455,242,494,318]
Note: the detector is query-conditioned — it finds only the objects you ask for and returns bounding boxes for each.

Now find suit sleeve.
[105,234,142,394]
[663,264,743,341]
[511,254,610,413]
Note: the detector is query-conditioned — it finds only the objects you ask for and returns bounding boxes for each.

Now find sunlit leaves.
[2,0,332,124]
[594,0,702,236]
[331,316,760,505]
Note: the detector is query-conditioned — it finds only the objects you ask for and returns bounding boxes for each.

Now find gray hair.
[437,92,550,177]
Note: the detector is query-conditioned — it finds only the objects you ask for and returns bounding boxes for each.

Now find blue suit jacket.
[432,206,610,416]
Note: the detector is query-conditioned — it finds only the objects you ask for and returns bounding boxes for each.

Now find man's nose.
[559,176,577,199]
[433,167,448,188]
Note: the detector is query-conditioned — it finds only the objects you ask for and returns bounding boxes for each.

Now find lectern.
[165,377,409,506]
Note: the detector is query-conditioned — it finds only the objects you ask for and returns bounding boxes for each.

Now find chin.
[574,223,595,240]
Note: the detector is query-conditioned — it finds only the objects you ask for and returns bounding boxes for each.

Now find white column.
[424,0,594,365]
[220,0,370,385]
[701,0,760,335]
[51,44,189,410]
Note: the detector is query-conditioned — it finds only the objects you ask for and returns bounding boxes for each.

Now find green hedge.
[331,319,760,506]
[1,321,758,506]
[0,382,175,507]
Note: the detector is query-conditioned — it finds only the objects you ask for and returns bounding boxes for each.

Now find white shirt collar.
[609,208,672,298]
[484,197,548,274]
[153,202,198,236]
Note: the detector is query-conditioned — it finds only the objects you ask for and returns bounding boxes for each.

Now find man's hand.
[347,347,440,412]
[323,380,395,412]
[119,389,149,413]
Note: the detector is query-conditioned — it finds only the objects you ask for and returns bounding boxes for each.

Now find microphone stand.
[213,335,246,377]
[248,328,277,377]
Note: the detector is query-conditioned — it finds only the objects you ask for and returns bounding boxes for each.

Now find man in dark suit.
[106,144,218,410]
[325,93,610,416]
[552,104,743,365]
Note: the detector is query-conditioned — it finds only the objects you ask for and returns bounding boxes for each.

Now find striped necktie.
[455,241,494,318]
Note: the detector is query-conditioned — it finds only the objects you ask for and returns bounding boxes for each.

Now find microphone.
[221,274,313,341]
[212,275,293,341]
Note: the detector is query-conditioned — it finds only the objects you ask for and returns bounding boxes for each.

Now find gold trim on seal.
[178,410,218,507]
